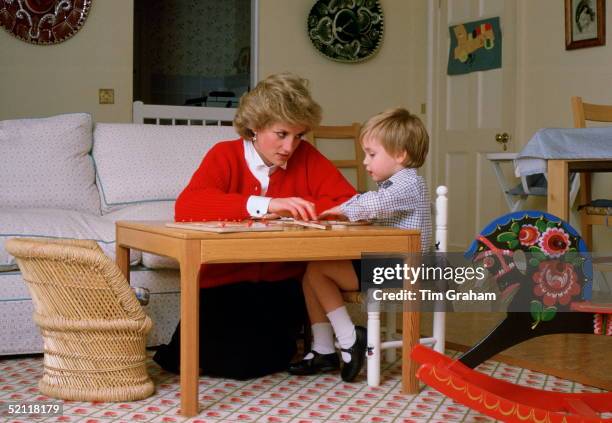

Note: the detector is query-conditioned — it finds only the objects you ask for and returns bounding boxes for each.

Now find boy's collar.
[377,167,416,188]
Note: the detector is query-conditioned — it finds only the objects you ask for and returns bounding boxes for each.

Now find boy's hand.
[319,205,346,220]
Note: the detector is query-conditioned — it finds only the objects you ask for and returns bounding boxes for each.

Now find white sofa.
[0,112,239,355]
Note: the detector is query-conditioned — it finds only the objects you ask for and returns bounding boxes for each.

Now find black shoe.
[288,351,340,376]
[340,326,367,382]
[153,345,180,374]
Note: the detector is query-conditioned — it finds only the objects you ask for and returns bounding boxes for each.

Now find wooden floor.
[420,312,612,391]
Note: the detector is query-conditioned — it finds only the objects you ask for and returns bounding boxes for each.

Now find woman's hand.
[318,205,346,220]
[268,197,317,221]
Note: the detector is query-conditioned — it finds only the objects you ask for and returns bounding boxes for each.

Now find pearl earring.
[252,132,257,142]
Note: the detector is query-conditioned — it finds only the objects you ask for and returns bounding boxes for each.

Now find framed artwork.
[447,17,502,75]
[565,0,606,50]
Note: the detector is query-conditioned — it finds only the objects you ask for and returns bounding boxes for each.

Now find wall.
[0,0,133,123]
[258,0,428,125]
[516,0,612,251]
[1,1,426,126]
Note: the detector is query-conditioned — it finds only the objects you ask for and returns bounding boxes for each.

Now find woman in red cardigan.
[154,73,356,380]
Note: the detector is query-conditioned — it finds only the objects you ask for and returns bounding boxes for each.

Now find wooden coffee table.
[116,221,421,417]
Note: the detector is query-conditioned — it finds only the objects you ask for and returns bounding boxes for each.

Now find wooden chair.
[571,96,612,249]
[5,237,154,402]
[342,185,448,387]
[306,123,367,192]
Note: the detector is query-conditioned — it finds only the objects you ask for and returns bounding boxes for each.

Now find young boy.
[288,108,432,382]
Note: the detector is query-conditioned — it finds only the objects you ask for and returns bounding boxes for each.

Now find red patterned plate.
[0,0,92,44]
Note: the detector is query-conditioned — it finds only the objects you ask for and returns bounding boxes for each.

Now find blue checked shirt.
[340,168,432,252]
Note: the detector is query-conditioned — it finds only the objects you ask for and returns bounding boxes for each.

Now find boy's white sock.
[304,322,335,359]
[327,306,356,363]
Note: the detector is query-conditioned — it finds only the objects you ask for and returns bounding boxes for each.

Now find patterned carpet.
[0,350,606,423]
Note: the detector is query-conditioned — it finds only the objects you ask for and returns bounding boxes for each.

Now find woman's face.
[253,123,307,167]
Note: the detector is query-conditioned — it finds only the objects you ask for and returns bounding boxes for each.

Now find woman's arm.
[175,143,251,221]
[176,141,357,221]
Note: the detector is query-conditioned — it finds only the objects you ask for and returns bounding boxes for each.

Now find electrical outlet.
[99,88,114,104]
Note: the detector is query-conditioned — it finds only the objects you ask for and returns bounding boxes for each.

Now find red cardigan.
[176,139,357,288]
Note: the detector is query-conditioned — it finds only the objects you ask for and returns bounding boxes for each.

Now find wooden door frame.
[425,0,440,191]
[251,0,260,86]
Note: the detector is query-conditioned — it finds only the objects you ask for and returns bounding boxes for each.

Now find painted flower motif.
[538,227,570,257]
[518,224,539,246]
[533,260,580,306]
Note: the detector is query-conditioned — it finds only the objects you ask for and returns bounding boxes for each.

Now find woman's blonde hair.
[360,108,429,168]
[234,72,322,139]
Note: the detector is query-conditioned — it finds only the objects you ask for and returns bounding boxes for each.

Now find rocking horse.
[412,211,612,423]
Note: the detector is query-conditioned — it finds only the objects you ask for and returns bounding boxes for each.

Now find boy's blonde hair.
[234,72,322,140]
[360,108,429,168]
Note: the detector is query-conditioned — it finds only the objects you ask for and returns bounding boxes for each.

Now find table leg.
[180,241,201,417]
[547,160,570,221]
[116,240,131,283]
[402,311,420,394]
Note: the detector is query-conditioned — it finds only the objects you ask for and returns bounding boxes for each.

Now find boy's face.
[362,137,407,182]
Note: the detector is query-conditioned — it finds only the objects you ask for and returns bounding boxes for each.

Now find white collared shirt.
[243,139,286,217]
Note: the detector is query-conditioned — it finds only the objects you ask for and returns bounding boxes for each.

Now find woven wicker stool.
[6,237,154,402]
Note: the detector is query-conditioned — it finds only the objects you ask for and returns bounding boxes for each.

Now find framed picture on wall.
[565,0,606,50]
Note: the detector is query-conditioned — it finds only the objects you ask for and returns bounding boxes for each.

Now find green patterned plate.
[307,0,384,63]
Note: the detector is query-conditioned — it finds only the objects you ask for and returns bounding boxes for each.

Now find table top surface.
[116,220,420,240]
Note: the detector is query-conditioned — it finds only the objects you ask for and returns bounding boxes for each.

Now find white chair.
[342,185,448,386]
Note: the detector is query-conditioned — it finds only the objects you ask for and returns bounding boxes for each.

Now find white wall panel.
[476,152,504,230]
[477,69,502,129]
[448,1,471,24]
[479,0,503,17]
[445,152,472,246]
[446,75,470,130]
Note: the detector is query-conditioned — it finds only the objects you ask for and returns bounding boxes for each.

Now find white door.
[432,0,517,250]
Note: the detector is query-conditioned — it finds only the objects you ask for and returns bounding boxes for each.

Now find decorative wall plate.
[0,0,92,44]
[307,0,384,63]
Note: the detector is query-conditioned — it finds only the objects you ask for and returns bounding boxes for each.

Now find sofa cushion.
[0,113,100,215]
[102,201,179,269]
[0,208,141,270]
[93,123,239,213]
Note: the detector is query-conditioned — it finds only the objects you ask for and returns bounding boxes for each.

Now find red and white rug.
[0,351,606,422]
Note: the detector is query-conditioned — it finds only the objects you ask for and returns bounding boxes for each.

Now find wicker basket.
[5,237,154,402]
